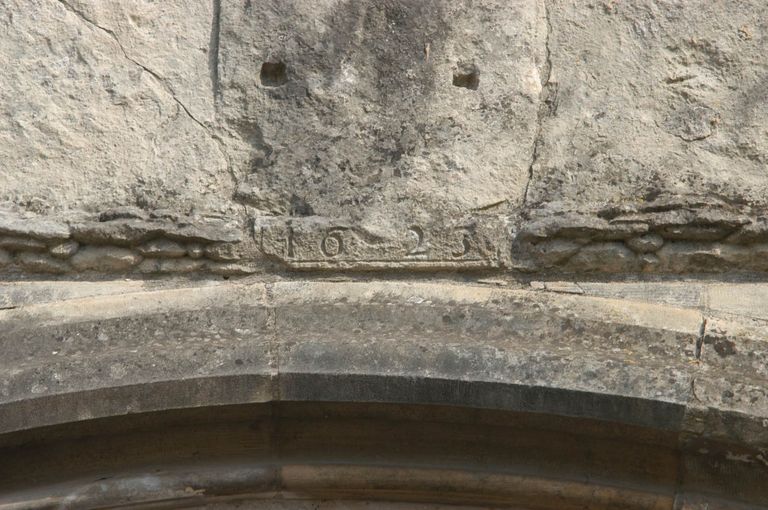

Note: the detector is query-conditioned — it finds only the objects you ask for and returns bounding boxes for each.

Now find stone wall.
[4,1,768,278]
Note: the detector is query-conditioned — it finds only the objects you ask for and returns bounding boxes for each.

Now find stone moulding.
[514,197,768,273]
[0,208,254,276]
[7,196,768,276]
[0,280,766,508]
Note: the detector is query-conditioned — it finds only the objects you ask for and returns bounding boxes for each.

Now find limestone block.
[626,234,664,254]
[0,212,70,241]
[0,0,230,214]
[0,236,47,252]
[526,0,768,212]
[138,239,187,258]
[220,0,546,221]
[565,243,639,273]
[49,241,80,259]
[205,242,243,262]
[70,246,142,271]
[15,253,71,274]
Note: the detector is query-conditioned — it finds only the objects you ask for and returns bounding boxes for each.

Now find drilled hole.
[260,62,287,87]
[453,64,480,90]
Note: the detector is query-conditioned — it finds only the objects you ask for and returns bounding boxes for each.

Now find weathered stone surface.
[4,3,768,507]
[99,206,149,222]
[564,243,639,273]
[656,243,758,273]
[519,214,648,242]
[0,0,231,214]
[137,239,187,258]
[205,261,260,276]
[70,246,142,271]
[526,0,768,212]
[0,213,70,241]
[727,218,768,244]
[48,241,80,259]
[187,243,205,259]
[626,234,664,254]
[163,220,243,244]
[0,249,11,268]
[138,258,205,274]
[0,236,47,252]
[205,242,243,262]
[71,220,163,247]
[259,216,505,271]
[15,253,70,274]
[526,240,582,267]
[222,0,545,221]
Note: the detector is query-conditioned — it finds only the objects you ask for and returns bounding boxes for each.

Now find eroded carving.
[258,216,506,270]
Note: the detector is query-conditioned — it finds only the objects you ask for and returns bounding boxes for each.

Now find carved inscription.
[321,230,345,257]
[258,217,505,270]
[406,226,427,257]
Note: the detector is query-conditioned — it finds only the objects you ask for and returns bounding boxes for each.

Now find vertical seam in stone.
[210,0,222,104]
[523,0,554,207]
[695,317,706,360]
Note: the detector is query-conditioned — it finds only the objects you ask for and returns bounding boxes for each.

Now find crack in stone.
[523,0,555,207]
[56,0,242,211]
[209,0,222,104]
[56,0,212,132]
[696,317,707,360]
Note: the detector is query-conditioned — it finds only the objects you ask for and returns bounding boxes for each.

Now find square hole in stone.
[453,64,480,90]
[260,62,287,87]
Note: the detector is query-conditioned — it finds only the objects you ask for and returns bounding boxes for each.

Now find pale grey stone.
[70,247,142,271]
[656,243,754,273]
[527,240,582,267]
[0,249,11,267]
[15,253,70,274]
[0,236,47,252]
[639,253,660,270]
[0,213,70,241]
[49,241,80,259]
[565,243,639,273]
[221,0,545,222]
[137,239,187,258]
[526,1,768,213]
[187,243,205,259]
[204,242,243,262]
[206,261,260,276]
[158,259,205,274]
[519,214,648,242]
[163,221,243,244]
[0,0,231,214]
[71,220,163,247]
[137,258,204,274]
[626,234,664,254]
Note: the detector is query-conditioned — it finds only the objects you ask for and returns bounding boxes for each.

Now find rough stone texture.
[15,253,70,274]
[626,234,665,254]
[48,240,80,259]
[70,246,142,271]
[0,249,11,268]
[223,0,544,226]
[526,0,768,212]
[137,238,188,258]
[0,236,47,252]
[3,1,768,275]
[0,0,232,215]
[0,280,766,507]
[2,3,768,507]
